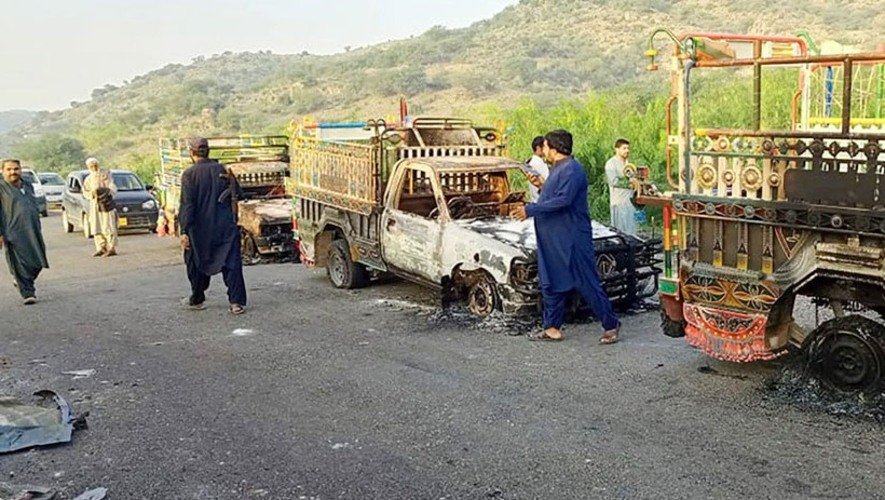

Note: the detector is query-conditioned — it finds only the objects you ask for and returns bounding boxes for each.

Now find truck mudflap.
[683,303,787,362]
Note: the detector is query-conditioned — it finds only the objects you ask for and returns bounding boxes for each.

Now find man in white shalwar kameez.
[604,138,637,235]
[82,157,119,256]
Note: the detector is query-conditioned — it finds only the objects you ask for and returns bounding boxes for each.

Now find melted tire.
[808,315,885,395]
[661,309,686,338]
[466,273,500,317]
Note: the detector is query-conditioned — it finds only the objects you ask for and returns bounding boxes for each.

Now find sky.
[0,0,516,112]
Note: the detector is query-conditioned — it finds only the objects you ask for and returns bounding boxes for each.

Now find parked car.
[37,172,65,209]
[62,170,159,237]
[20,168,48,217]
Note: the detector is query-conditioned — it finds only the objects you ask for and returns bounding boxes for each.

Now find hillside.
[4,0,882,173]
[0,110,35,135]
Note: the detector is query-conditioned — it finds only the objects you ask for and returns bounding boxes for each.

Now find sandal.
[599,325,620,345]
[229,304,245,315]
[527,330,563,342]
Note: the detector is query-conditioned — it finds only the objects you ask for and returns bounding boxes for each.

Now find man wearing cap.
[179,137,247,314]
[0,159,49,305]
[82,157,119,256]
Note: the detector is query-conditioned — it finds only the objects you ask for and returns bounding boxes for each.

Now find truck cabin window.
[396,168,440,218]
[438,171,511,219]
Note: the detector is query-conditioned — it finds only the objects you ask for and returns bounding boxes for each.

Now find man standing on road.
[0,159,49,305]
[179,137,247,314]
[512,130,620,344]
[524,136,550,202]
[604,138,637,236]
[82,157,119,256]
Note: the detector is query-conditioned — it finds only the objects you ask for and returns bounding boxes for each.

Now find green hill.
[4,0,882,174]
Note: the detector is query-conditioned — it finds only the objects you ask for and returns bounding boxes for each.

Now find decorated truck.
[157,136,295,262]
[290,116,660,316]
[642,30,885,392]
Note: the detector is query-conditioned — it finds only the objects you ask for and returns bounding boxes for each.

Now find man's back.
[180,159,236,234]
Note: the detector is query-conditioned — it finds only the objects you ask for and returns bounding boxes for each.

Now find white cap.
[85,157,99,166]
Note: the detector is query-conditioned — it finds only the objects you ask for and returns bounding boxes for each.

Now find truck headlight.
[509,258,538,289]
[142,200,157,210]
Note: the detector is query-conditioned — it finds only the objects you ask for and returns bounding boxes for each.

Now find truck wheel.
[327,239,368,289]
[241,230,260,266]
[808,315,885,394]
[467,273,500,317]
[62,210,73,233]
[661,309,686,338]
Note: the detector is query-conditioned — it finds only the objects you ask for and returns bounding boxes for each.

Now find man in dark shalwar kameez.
[179,137,247,314]
[0,159,49,305]
[513,130,620,343]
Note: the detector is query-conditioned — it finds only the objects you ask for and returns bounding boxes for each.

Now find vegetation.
[1,0,880,187]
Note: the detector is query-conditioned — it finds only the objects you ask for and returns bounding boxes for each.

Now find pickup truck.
[291,117,660,316]
[157,136,295,263]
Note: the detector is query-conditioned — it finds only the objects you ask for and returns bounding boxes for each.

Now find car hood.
[240,198,291,223]
[452,217,623,255]
[114,190,152,203]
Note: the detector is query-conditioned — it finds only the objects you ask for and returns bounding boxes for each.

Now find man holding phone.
[524,136,549,202]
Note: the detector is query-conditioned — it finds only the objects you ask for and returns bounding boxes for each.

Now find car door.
[380,164,445,282]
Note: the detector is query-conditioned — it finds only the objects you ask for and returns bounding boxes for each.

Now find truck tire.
[466,272,500,317]
[241,229,260,266]
[327,239,368,289]
[661,309,686,338]
[62,210,74,233]
[808,315,885,394]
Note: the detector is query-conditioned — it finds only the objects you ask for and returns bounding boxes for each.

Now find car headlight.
[142,199,157,210]
[33,186,45,197]
[509,257,538,288]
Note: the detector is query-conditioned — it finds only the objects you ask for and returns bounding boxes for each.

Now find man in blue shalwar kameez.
[179,137,247,314]
[513,130,620,343]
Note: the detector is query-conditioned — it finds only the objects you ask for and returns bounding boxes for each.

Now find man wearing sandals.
[512,130,620,344]
[178,137,247,315]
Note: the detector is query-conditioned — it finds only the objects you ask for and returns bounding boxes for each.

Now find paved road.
[1,213,883,499]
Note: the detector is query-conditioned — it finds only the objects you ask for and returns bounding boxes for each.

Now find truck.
[157,136,295,263]
[642,29,885,393]
[290,116,660,317]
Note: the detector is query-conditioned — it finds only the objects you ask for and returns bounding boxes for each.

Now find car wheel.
[41,209,48,217]
[62,210,74,233]
[82,213,92,239]
[466,272,500,317]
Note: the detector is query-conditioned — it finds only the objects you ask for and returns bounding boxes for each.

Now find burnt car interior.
[396,168,526,220]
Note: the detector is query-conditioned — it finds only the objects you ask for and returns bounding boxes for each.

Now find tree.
[13,134,86,172]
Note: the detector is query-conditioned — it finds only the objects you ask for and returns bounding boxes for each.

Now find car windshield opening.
[112,173,144,191]
[38,174,64,186]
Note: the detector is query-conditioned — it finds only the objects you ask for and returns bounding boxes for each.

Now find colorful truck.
[643,30,885,392]
[290,116,660,316]
[157,136,295,262]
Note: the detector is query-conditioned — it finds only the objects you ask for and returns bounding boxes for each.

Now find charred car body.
[157,136,295,262]
[291,117,659,316]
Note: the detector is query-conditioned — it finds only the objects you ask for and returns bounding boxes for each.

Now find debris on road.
[231,329,254,337]
[0,390,87,454]
[72,487,107,500]
[61,370,96,380]
[0,481,57,500]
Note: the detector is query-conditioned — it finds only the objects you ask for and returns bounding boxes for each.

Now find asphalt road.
[1,212,883,500]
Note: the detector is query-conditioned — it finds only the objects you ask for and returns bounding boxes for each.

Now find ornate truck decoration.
[642,29,885,393]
